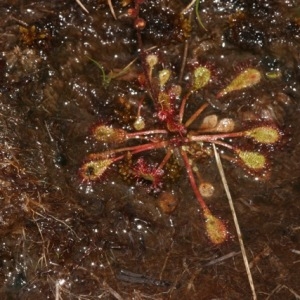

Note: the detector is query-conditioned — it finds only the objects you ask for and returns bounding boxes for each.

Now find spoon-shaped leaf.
[93,125,126,143]
[193,66,211,90]
[245,126,280,144]
[203,208,228,245]
[217,68,261,98]
[80,159,113,181]
[159,69,171,88]
[237,150,266,171]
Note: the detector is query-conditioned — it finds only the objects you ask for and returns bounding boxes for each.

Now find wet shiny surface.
[0,0,300,298]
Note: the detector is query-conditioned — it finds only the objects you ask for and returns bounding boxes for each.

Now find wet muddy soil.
[0,1,300,299]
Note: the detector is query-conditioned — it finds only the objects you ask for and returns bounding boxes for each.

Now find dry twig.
[204,251,241,267]
[76,0,89,14]
[107,0,117,20]
[266,284,300,299]
[213,144,257,300]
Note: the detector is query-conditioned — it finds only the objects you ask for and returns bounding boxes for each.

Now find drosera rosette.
[79,67,282,245]
[79,0,285,246]
[79,63,283,244]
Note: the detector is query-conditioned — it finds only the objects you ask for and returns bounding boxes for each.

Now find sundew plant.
[79,0,282,245]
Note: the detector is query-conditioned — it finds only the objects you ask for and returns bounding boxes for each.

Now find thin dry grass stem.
[50,272,124,300]
[179,39,189,83]
[44,121,54,142]
[110,56,138,79]
[181,0,207,31]
[212,144,257,300]
[33,210,80,240]
[55,280,64,300]
[103,281,124,300]
[104,251,122,294]
[131,289,168,300]
[266,284,300,299]
[186,267,202,292]
[248,245,271,270]
[27,199,50,269]
[47,276,105,300]
[49,276,95,300]
[204,251,241,267]
[76,0,89,14]
[9,15,29,26]
[107,0,117,20]
[37,244,49,269]
[35,223,50,269]
[291,249,300,255]
[76,266,105,286]
[181,0,197,14]
[0,143,24,174]
[109,46,157,78]
[23,192,46,213]
[159,240,174,280]
[48,213,80,239]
